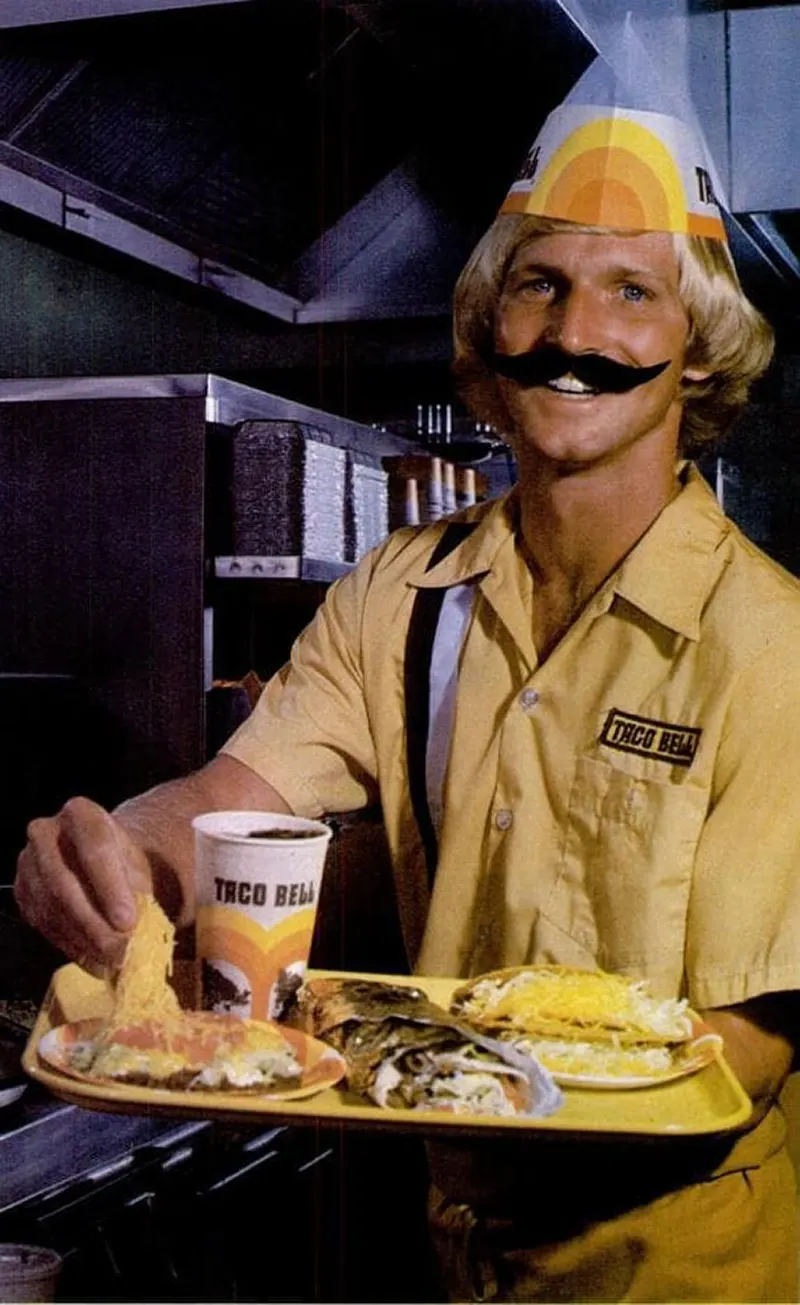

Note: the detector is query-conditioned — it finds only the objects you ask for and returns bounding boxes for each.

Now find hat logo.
[502,105,726,242]
[538,117,683,232]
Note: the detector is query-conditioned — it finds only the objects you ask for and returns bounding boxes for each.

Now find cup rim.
[191,810,332,843]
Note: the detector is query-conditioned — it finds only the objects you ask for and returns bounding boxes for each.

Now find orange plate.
[22,965,752,1136]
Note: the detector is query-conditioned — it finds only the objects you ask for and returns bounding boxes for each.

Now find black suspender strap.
[404,521,477,886]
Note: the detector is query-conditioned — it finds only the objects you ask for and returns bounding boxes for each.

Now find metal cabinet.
[0,374,403,878]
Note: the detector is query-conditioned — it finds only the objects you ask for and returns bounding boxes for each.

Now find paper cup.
[193,811,332,1021]
[0,1245,62,1303]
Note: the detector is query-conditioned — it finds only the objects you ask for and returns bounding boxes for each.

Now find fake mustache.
[483,345,671,394]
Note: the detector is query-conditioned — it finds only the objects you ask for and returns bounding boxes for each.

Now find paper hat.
[500,21,727,241]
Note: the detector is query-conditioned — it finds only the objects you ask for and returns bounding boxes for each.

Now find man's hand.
[14,755,293,970]
[15,797,151,970]
[703,993,800,1126]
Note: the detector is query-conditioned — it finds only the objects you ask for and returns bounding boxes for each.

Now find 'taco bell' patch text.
[600,709,702,768]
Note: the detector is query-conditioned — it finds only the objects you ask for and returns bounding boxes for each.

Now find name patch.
[599,708,702,768]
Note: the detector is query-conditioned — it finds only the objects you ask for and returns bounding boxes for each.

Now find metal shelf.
[214,556,353,583]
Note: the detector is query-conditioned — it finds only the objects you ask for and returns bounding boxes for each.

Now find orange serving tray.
[22,965,752,1138]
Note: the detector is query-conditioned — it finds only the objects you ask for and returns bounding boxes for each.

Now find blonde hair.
[452,215,774,452]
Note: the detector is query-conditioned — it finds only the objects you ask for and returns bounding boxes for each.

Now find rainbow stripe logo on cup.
[197,904,317,1021]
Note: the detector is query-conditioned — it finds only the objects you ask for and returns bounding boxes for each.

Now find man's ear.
[678,365,709,383]
[682,364,711,383]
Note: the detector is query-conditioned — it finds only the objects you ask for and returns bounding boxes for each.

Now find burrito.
[291,977,562,1117]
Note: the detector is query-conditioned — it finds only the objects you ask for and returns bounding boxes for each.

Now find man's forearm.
[113,754,293,927]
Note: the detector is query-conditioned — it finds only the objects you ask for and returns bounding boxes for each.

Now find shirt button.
[495,808,514,831]
[520,688,540,710]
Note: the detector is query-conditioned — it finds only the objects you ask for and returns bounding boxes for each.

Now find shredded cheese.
[484,970,633,1023]
[459,967,692,1043]
[107,893,181,1029]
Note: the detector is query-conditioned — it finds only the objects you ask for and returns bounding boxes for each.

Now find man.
[15,87,800,1301]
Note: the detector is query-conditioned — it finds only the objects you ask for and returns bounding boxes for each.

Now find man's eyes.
[517,276,554,295]
[509,277,657,302]
[620,282,653,303]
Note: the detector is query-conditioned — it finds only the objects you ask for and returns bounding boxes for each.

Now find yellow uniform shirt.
[224,462,800,1301]
[225,463,800,1012]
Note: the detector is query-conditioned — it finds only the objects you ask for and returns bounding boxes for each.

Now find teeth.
[547,373,597,395]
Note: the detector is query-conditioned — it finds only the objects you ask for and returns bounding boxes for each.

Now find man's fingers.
[58,798,143,931]
[15,837,124,968]
[79,954,116,980]
[15,798,148,967]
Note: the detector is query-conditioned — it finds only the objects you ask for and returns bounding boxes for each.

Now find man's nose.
[545,285,605,355]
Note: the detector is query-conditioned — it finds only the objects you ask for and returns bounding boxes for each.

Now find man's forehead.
[508,229,680,280]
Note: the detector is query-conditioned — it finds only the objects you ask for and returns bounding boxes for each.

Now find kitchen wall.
[0,210,795,576]
[0,215,456,430]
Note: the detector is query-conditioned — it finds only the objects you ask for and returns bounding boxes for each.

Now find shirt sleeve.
[686,631,800,1009]
[221,552,382,819]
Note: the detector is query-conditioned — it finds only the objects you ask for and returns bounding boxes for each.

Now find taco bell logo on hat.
[501,102,727,243]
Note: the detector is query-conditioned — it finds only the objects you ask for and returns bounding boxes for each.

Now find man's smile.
[545,373,600,397]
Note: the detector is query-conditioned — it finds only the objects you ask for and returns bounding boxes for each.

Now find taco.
[450,965,694,1046]
[107,892,182,1026]
[291,977,561,1117]
[448,965,702,1083]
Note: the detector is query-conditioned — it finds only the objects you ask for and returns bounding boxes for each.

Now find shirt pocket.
[556,754,710,974]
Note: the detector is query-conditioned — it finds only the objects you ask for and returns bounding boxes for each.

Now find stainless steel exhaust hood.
[0,1,793,336]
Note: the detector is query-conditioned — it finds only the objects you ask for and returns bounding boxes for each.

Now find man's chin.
[510,429,644,478]
[503,388,613,435]
[511,426,619,466]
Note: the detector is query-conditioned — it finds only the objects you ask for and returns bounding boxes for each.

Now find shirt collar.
[606,463,730,640]
[407,463,730,642]
[407,490,520,590]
